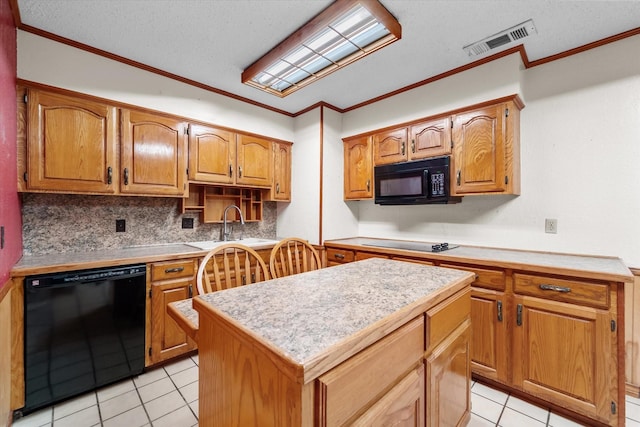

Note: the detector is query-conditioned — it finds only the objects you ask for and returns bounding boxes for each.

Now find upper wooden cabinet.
[373,116,452,166]
[24,89,118,193]
[271,141,292,201]
[120,109,188,197]
[343,136,373,200]
[451,99,521,196]
[373,127,407,165]
[236,134,273,187]
[187,124,235,184]
[187,125,273,188]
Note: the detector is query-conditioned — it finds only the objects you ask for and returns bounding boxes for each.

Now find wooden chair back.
[269,237,322,278]
[196,243,270,294]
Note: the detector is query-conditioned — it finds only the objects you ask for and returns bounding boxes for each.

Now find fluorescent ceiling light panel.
[242,0,401,97]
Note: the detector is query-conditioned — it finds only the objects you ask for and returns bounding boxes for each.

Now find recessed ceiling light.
[242,0,401,97]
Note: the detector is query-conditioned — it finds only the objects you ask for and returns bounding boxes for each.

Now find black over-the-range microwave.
[374,156,462,205]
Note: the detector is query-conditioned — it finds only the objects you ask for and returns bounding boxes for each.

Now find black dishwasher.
[23,264,146,414]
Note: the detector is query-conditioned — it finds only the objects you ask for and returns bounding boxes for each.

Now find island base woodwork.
[194,285,471,427]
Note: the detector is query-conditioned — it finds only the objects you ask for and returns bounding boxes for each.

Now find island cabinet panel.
[25,89,118,193]
[512,295,617,425]
[187,124,235,184]
[351,364,425,427]
[343,136,373,200]
[147,259,197,366]
[121,109,188,196]
[316,317,424,426]
[425,320,471,427]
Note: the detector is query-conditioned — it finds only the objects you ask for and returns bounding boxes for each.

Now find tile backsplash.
[21,193,277,256]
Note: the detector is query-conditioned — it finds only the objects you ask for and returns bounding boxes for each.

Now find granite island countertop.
[191,257,474,381]
[326,237,633,283]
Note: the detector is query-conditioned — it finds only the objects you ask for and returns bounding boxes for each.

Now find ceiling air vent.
[463,19,537,57]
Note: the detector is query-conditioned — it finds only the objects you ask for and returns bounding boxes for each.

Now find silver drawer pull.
[539,284,571,293]
[165,267,185,273]
[334,253,345,259]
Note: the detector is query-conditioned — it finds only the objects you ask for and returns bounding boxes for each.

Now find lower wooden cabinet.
[324,242,626,426]
[147,258,198,366]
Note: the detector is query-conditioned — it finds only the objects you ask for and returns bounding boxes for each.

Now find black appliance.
[23,264,146,414]
[374,156,461,205]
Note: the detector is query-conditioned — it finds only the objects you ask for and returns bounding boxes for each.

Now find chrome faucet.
[221,204,245,241]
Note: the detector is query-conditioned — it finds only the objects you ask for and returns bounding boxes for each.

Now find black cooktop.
[363,241,459,253]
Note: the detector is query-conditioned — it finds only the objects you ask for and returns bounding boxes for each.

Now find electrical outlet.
[545,218,557,234]
[182,217,194,229]
[116,219,126,232]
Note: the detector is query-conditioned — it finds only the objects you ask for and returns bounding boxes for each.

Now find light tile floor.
[12,354,640,426]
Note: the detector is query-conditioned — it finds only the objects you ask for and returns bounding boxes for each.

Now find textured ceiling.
[16,0,640,114]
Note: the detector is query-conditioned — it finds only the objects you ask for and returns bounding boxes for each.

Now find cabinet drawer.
[355,251,390,261]
[326,248,355,264]
[440,263,506,291]
[426,288,471,352]
[513,273,609,309]
[316,316,424,426]
[151,259,196,281]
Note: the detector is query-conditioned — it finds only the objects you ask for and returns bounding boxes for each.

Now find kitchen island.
[192,257,474,426]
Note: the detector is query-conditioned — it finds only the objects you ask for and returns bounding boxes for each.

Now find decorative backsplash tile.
[21,193,277,255]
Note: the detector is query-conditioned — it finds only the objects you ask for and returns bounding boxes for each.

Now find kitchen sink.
[186,238,280,251]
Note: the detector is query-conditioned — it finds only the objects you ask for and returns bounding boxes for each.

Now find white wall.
[276,108,322,244]
[322,107,359,241]
[335,35,640,267]
[17,31,294,141]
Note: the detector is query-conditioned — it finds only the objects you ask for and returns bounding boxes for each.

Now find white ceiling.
[16,0,640,115]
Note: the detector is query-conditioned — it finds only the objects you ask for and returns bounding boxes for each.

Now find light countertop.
[326,237,633,283]
[192,258,473,366]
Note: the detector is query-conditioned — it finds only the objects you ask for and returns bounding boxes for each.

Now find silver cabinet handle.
[401,141,405,156]
[516,304,523,326]
[411,139,415,153]
[123,168,129,185]
[276,183,280,194]
[334,253,345,259]
[497,300,503,322]
[229,164,233,177]
[165,267,184,273]
[366,179,370,192]
[456,170,461,186]
[539,284,571,293]
[238,166,242,178]
[188,284,193,298]
[107,166,112,184]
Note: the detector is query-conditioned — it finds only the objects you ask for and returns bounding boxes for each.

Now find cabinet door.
[425,320,471,427]
[352,364,425,427]
[149,278,197,365]
[26,89,117,193]
[470,288,508,383]
[343,136,373,200]
[188,124,235,184]
[272,141,292,201]
[236,134,273,187]
[409,116,451,160]
[121,109,187,196]
[513,295,617,424]
[373,128,408,165]
[451,104,506,195]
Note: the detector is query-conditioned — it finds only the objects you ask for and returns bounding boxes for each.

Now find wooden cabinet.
[373,117,452,166]
[121,109,187,197]
[512,273,618,425]
[343,136,373,200]
[236,134,273,187]
[373,127,407,165]
[451,98,521,196]
[441,263,508,383]
[187,124,235,184]
[24,88,118,193]
[324,239,626,426]
[147,258,198,365]
[271,141,292,201]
